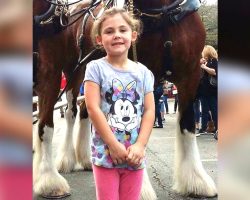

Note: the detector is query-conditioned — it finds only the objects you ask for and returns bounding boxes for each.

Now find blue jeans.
[155,102,163,126]
[193,98,201,124]
[174,94,178,112]
[163,95,169,113]
[200,96,217,131]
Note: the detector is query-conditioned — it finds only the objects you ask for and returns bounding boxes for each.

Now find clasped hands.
[108,142,145,167]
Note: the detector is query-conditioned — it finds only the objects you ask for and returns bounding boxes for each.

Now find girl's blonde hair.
[202,45,218,60]
[91,7,143,47]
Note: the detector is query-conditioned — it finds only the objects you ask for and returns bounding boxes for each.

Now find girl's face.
[96,13,137,57]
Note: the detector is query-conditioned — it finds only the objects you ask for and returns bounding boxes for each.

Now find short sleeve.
[144,68,155,94]
[212,59,218,75]
[207,58,218,77]
[207,59,217,70]
[84,61,101,85]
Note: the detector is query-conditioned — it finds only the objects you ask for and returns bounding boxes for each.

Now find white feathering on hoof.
[140,169,157,200]
[74,116,92,170]
[33,126,70,196]
[55,101,76,173]
[173,127,217,197]
[33,124,41,185]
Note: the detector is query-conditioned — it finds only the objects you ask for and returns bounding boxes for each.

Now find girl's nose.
[114,32,121,39]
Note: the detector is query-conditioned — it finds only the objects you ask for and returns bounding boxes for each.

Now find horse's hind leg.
[56,72,91,172]
[74,99,92,170]
[173,81,217,197]
[56,88,77,173]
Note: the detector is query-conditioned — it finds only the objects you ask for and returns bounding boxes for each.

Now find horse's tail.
[140,168,157,200]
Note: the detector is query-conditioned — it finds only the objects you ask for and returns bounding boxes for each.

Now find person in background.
[159,95,166,123]
[59,73,67,118]
[153,79,164,128]
[198,45,218,135]
[172,85,178,113]
[162,81,169,114]
[193,98,201,136]
[79,83,84,96]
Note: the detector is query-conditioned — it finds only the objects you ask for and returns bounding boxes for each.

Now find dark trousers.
[174,94,178,112]
[200,95,217,131]
[193,98,201,123]
[155,102,163,126]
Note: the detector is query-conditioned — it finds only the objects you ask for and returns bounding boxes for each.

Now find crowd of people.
[153,45,218,140]
[153,80,178,128]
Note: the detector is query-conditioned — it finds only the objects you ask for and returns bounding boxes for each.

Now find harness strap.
[33,17,41,87]
[56,48,100,102]
[163,40,174,78]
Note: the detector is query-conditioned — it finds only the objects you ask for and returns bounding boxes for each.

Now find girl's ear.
[131,31,138,42]
[96,35,102,46]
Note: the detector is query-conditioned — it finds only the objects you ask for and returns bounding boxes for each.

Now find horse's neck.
[33,0,50,16]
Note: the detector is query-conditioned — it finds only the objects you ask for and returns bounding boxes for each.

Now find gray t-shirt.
[84,57,154,170]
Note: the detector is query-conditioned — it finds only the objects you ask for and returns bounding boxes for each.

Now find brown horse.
[33,0,94,198]
[33,0,217,198]
[122,0,217,197]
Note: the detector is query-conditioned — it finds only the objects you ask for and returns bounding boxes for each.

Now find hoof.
[84,165,93,171]
[80,161,92,171]
[188,193,218,198]
[41,192,71,199]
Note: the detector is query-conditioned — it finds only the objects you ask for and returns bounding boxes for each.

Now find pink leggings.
[92,165,144,200]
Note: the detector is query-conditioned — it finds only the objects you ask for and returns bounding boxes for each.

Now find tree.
[198,1,218,49]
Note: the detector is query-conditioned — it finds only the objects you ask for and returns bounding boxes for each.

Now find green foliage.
[198,1,218,49]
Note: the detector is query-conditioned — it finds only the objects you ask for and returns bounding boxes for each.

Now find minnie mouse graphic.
[106,78,140,132]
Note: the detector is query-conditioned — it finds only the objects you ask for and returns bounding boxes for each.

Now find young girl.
[84,7,155,200]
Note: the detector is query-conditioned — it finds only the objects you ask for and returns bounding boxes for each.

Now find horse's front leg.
[173,82,217,197]
[56,88,77,173]
[33,96,70,198]
[75,99,92,170]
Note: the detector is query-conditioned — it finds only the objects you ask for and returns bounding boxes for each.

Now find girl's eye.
[120,29,127,32]
[104,30,113,34]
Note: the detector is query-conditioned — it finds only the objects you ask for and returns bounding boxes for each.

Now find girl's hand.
[126,142,145,167]
[108,142,128,165]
